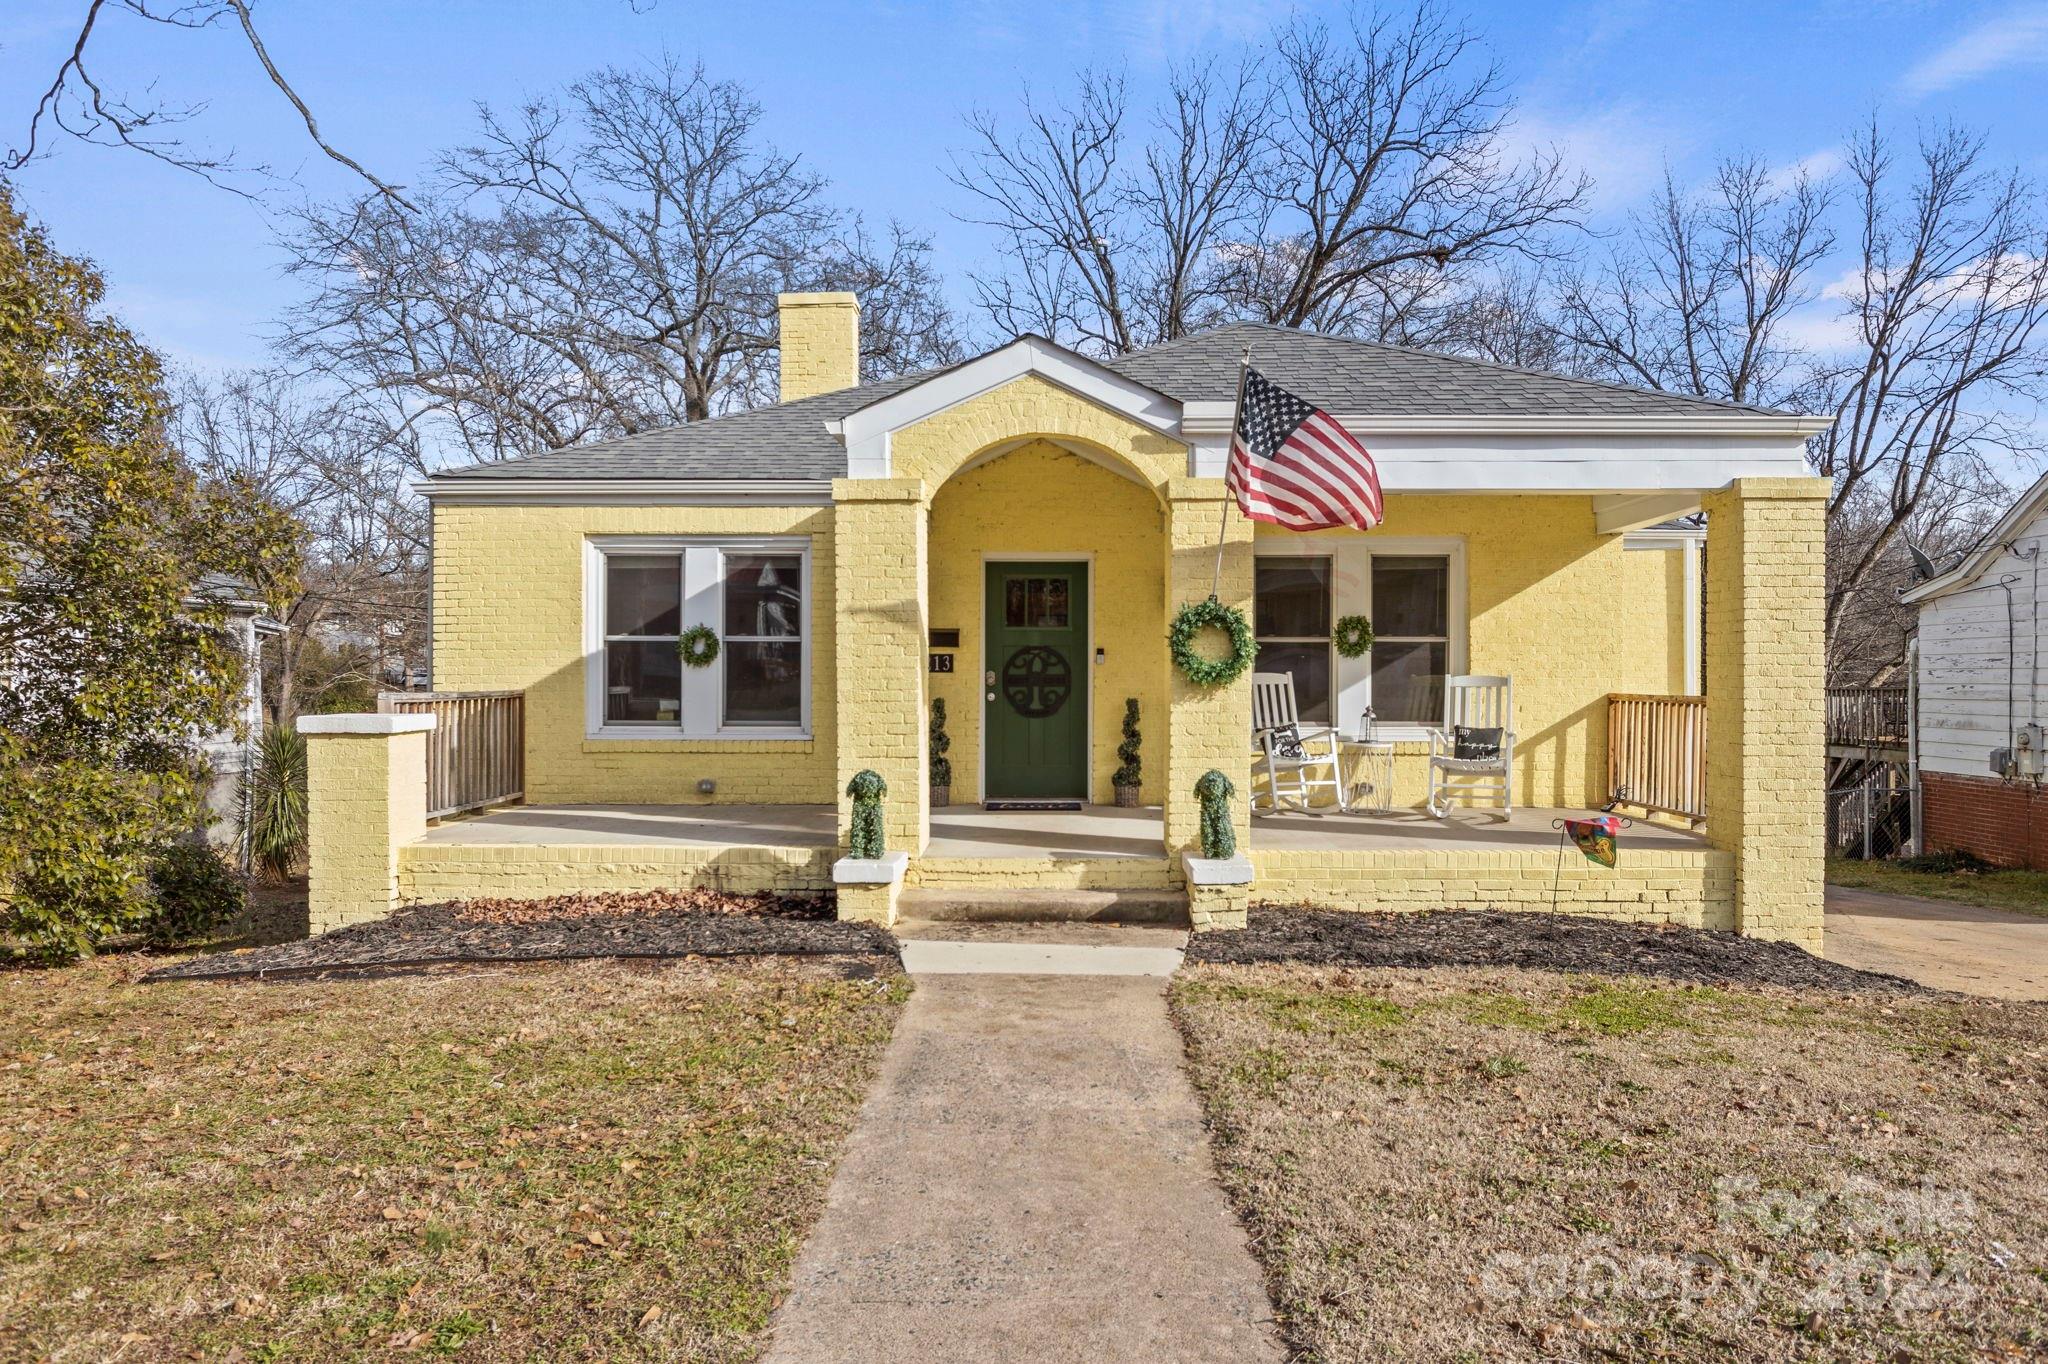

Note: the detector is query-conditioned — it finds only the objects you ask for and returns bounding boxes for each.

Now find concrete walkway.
[762,967,1283,1362]
[1826,886,2048,999]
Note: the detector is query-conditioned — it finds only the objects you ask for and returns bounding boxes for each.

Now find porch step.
[895,887,1189,925]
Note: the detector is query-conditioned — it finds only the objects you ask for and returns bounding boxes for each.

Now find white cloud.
[1769,147,1844,191]
[1899,3,2048,97]
[1506,102,1693,212]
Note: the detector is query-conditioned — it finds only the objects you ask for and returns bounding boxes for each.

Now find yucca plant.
[244,724,308,880]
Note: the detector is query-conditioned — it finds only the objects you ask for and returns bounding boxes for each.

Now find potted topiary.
[1113,698,1142,807]
[929,698,952,807]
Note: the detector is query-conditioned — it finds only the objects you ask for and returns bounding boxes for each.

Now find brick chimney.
[777,292,861,402]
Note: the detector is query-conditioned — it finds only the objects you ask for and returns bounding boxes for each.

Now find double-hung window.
[1368,555,1451,726]
[590,539,810,737]
[1254,556,1333,724]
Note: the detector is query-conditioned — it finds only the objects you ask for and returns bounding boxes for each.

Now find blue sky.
[4,0,2047,376]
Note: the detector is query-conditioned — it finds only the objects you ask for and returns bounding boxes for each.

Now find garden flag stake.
[1211,351,1386,596]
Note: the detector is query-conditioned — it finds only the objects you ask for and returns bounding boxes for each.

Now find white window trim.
[583,536,813,741]
[1254,535,1468,741]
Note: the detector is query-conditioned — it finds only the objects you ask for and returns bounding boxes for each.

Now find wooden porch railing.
[1826,685,1909,749]
[377,690,525,819]
[1607,693,1708,823]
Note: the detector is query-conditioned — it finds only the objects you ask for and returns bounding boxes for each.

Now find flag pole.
[1210,346,1252,601]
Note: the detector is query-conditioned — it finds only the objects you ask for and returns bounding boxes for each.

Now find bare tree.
[951,3,1587,355]
[7,0,411,205]
[175,370,427,719]
[282,59,961,463]
[1552,156,1836,407]
[952,60,1270,354]
[1811,123,2048,654]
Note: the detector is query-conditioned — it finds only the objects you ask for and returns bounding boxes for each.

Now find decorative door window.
[1003,575,1071,629]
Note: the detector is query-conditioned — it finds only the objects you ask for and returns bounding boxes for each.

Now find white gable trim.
[1901,468,2048,605]
[833,335,1183,478]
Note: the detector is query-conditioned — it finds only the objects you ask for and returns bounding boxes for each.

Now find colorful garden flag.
[1564,815,1621,868]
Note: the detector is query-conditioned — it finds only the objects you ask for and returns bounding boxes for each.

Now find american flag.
[1227,366,1383,531]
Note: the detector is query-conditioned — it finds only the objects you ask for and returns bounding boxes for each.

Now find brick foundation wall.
[1922,770,2048,869]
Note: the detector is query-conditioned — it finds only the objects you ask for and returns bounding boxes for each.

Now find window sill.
[585,727,813,746]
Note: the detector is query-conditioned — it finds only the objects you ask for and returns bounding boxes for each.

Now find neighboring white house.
[185,572,284,858]
[1901,470,2048,867]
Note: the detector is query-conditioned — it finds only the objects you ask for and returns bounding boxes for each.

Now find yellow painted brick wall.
[1254,848,1736,929]
[1704,477,1829,947]
[1258,495,1692,810]
[1166,478,1256,855]
[1617,541,1692,695]
[889,373,1188,489]
[928,441,1167,804]
[431,502,837,805]
[831,479,928,852]
[399,842,834,900]
[305,730,427,933]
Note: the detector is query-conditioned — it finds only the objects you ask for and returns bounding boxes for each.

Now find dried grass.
[0,955,907,1361]
[1172,964,2048,1362]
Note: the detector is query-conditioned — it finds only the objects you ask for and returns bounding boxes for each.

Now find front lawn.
[0,955,907,1362]
[1828,855,2048,917]
[1173,963,2048,1362]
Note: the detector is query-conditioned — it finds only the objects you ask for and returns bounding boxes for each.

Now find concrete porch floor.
[415,800,1706,856]
[1252,805,1711,853]
[416,803,838,848]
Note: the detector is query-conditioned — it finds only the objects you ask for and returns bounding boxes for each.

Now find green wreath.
[1333,615,1375,659]
[1169,597,1256,688]
[676,624,720,669]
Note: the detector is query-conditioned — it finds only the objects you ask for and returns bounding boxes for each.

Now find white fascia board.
[838,335,1184,478]
[418,477,834,506]
[1180,402,1834,438]
[1190,429,1812,491]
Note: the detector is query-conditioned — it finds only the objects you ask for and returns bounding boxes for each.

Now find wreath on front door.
[1168,597,1256,688]
[676,624,721,669]
[1333,615,1375,659]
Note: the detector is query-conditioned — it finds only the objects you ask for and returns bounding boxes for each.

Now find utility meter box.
[2018,723,2046,780]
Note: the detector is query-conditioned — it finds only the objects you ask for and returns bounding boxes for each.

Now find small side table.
[1336,737,1396,814]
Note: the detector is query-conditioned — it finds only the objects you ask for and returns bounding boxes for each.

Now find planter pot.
[1113,784,1140,808]
[932,785,950,808]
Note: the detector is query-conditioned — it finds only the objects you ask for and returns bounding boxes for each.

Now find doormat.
[983,800,1085,812]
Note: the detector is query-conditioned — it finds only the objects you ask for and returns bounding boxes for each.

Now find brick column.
[831,477,930,854]
[299,714,434,934]
[1702,476,1831,948]
[1163,478,1255,859]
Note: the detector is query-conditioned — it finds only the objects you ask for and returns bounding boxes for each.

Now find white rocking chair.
[1427,675,1516,817]
[1251,671,1345,812]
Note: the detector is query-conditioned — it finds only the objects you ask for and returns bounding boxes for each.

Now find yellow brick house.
[301,292,1832,945]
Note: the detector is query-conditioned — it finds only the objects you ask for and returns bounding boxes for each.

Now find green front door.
[984,562,1089,800]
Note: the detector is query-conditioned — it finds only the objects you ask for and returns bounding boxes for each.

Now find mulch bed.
[1185,905,1925,993]
[145,889,895,982]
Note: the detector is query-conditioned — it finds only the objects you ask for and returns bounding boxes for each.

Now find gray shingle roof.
[1103,322,1785,416]
[431,369,942,482]
[431,322,1785,484]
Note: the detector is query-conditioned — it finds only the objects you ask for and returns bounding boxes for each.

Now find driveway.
[1825,886,2048,999]
[761,948,1282,1363]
